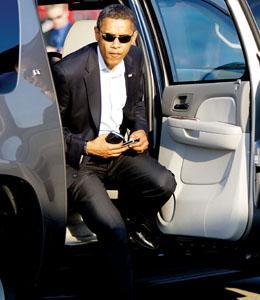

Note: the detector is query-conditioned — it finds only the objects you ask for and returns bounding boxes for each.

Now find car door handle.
[174,103,189,110]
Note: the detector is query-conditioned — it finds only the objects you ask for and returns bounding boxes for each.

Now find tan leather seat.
[62,19,96,57]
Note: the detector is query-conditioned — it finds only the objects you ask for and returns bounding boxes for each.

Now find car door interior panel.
[161,82,250,131]
[166,117,242,150]
[158,82,250,241]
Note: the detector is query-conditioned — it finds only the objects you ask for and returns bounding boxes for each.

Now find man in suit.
[53,4,176,299]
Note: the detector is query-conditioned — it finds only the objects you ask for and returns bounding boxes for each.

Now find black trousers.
[68,151,176,299]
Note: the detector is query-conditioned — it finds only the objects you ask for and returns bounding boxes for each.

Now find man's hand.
[86,134,129,158]
[128,130,149,153]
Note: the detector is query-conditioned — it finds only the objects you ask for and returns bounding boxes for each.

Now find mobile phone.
[123,138,140,146]
[105,131,125,144]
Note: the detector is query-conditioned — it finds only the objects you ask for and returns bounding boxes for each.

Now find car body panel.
[0,0,67,285]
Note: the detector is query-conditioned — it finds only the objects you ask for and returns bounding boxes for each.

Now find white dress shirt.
[97,46,126,135]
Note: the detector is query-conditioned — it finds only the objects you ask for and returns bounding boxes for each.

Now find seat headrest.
[62,19,96,58]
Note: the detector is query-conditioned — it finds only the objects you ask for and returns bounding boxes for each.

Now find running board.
[136,267,241,288]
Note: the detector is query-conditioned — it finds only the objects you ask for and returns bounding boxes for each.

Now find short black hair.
[97,4,136,29]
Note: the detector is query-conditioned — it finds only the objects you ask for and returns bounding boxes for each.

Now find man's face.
[95,17,137,70]
[47,6,69,29]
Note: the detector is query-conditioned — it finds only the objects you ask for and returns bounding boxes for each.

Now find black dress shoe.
[129,223,159,250]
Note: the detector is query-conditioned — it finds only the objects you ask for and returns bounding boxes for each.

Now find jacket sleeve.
[52,62,85,169]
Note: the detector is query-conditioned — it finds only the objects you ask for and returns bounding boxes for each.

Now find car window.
[0,0,19,94]
[247,0,260,29]
[151,0,246,82]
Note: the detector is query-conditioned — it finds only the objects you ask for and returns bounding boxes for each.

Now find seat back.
[62,19,96,57]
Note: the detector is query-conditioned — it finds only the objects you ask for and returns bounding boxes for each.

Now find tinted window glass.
[0,0,19,93]
[152,0,246,82]
[247,0,260,29]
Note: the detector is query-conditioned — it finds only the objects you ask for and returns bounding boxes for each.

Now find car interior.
[36,0,258,254]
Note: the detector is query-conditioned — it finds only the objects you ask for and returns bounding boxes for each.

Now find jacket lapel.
[83,45,101,134]
[124,49,136,113]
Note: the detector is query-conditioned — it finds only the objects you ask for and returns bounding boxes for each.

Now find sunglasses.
[99,29,134,44]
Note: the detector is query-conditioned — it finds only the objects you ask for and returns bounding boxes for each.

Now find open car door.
[139,0,260,241]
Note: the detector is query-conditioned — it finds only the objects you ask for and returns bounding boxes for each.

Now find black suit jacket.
[53,42,148,169]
